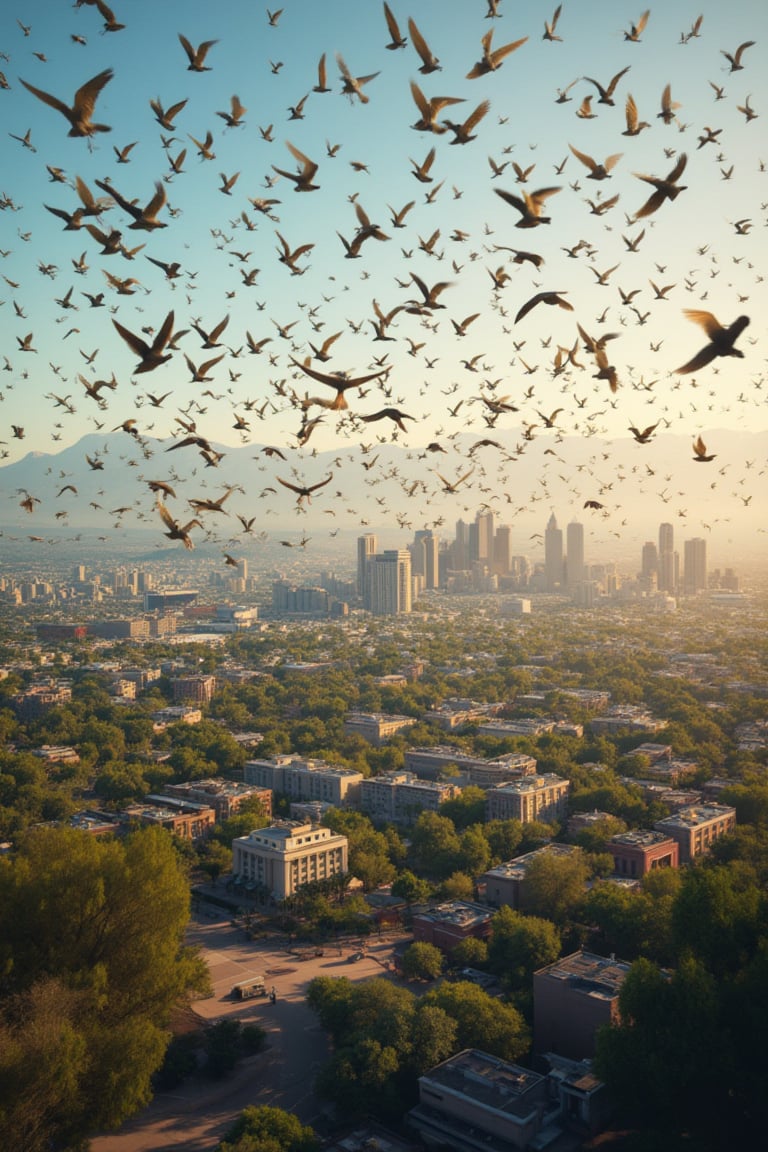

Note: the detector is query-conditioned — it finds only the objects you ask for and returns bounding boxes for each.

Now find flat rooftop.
[423,1049,544,1117]
[536,951,631,999]
[414,901,491,928]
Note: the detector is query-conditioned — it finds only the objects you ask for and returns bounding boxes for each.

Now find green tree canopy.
[217,1105,319,1152]
[0,825,209,1150]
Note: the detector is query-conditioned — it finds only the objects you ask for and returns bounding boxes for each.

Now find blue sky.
[0,0,766,550]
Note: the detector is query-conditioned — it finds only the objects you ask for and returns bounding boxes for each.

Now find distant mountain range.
[1,428,765,560]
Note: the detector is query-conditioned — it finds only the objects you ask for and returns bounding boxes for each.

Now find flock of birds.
[0,1,765,558]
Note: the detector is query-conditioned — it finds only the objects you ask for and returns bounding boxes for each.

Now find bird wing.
[683,309,722,339]
[112,318,149,357]
[20,77,70,118]
[73,67,113,119]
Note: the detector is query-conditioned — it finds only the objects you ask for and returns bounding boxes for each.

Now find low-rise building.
[534,951,632,1059]
[654,803,736,864]
[608,830,679,878]
[162,779,272,821]
[412,901,493,953]
[172,674,216,705]
[476,718,557,739]
[120,797,216,840]
[486,775,569,824]
[343,711,418,745]
[409,1049,550,1152]
[232,820,348,900]
[31,744,80,766]
[359,772,461,824]
[244,754,363,807]
[151,705,203,726]
[589,706,665,735]
[482,844,583,910]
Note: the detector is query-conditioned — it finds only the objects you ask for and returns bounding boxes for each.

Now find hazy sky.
[0,0,766,553]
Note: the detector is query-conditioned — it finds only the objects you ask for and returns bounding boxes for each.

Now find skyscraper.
[369,550,412,615]
[658,522,675,592]
[475,511,494,564]
[544,513,563,591]
[641,541,658,580]
[566,521,585,588]
[493,526,511,576]
[357,534,377,603]
[412,530,439,590]
[683,537,707,594]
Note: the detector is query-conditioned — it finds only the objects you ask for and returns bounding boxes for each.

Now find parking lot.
[90,911,412,1152]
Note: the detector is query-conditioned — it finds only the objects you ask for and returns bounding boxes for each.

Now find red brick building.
[609,830,679,878]
[412,901,493,953]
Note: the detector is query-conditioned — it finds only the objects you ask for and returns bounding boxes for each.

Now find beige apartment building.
[486,775,569,824]
[654,803,736,864]
[232,820,348,900]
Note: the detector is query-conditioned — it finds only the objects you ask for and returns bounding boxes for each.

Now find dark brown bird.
[692,435,716,462]
[157,500,202,548]
[112,310,175,372]
[289,357,387,410]
[515,290,572,324]
[178,34,218,71]
[675,311,750,374]
[276,473,334,506]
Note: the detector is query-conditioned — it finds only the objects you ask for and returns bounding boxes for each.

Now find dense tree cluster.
[0,826,210,1151]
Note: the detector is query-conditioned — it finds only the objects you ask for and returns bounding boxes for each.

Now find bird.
[568,144,622,180]
[624,10,650,42]
[675,311,750,374]
[360,408,416,433]
[289,357,387,410]
[721,41,754,71]
[629,422,659,443]
[336,52,379,103]
[408,17,441,73]
[217,94,247,128]
[276,473,334,506]
[272,141,320,191]
[19,67,114,136]
[112,310,175,372]
[95,178,167,230]
[583,66,631,106]
[466,29,528,79]
[436,468,475,493]
[692,435,716,462]
[157,500,203,548]
[632,153,687,219]
[543,5,563,41]
[383,2,407,50]
[150,95,188,130]
[409,80,464,133]
[515,291,572,324]
[178,34,218,72]
[494,185,561,226]
[443,99,491,144]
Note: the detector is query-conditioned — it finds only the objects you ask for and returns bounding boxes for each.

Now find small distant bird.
[408,17,441,73]
[624,10,650,42]
[692,435,716,462]
[675,311,750,374]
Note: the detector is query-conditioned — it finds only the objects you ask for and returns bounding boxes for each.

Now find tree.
[422,981,529,1062]
[440,786,487,830]
[408,811,463,879]
[401,941,444,982]
[0,826,210,1149]
[217,1105,319,1152]
[521,849,590,925]
[438,870,475,901]
[448,936,489,969]
[391,869,432,905]
[487,905,561,996]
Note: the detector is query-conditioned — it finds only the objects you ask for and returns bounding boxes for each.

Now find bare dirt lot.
[90,913,411,1152]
